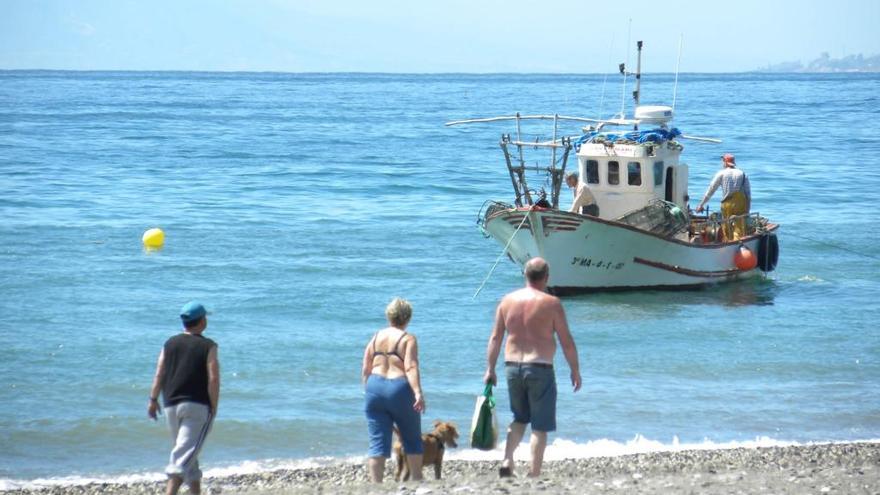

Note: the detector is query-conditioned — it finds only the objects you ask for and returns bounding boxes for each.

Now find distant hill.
[756,52,880,73]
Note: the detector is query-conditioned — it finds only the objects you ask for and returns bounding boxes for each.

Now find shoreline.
[3,442,878,494]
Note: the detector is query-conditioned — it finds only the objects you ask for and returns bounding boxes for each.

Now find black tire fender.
[757,233,779,272]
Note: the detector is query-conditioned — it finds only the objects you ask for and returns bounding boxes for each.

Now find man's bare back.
[484,257,581,391]
[499,287,564,364]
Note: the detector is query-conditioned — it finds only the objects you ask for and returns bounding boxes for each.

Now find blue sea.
[1,71,879,488]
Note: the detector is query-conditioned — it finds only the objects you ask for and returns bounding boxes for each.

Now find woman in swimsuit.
[361,297,426,483]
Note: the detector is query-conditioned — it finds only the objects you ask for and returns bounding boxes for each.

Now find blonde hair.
[385,297,412,328]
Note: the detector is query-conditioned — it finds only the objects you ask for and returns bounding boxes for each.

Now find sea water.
[1,71,878,487]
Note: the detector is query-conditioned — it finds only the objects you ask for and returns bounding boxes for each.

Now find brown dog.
[394,420,459,481]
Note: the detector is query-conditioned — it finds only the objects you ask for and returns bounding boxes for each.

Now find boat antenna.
[632,40,643,130]
[618,18,632,119]
[672,34,683,111]
[598,32,615,118]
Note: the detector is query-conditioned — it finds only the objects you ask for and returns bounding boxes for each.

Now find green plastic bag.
[470,383,498,450]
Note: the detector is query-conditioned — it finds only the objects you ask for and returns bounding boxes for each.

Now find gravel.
[4,442,878,495]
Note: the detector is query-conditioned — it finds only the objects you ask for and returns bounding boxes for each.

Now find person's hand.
[571,370,582,393]
[147,399,161,420]
[413,392,426,413]
[696,206,704,213]
[483,369,496,386]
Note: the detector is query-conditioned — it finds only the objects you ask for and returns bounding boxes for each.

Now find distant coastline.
[756,52,880,73]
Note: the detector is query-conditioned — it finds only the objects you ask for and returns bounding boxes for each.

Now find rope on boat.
[473,204,536,300]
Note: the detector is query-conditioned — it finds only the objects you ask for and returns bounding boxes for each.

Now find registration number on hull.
[571,257,625,270]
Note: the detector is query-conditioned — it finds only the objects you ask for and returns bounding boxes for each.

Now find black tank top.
[161,333,217,407]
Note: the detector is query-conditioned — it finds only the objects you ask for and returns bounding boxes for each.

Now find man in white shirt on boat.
[564,172,598,216]
[695,154,751,241]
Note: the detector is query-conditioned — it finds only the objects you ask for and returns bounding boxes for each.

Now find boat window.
[586,160,599,184]
[628,162,642,186]
[653,161,664,186]
[608,161,619,185]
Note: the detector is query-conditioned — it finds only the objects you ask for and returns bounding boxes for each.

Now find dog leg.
[434,457,442,480]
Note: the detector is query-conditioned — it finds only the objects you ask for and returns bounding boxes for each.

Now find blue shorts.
[364,375,423,457]
[505,362,557,432]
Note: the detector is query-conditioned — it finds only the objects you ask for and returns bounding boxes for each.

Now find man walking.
[696,153,751,240]
[148,301,220,495]
[484,258,582,478]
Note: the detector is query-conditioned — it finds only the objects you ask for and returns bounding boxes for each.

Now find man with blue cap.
[148,301,220,495]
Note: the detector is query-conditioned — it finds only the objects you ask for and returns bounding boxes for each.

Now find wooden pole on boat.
[551,114,558,171]
[515,112,525,168]
[619,18,632,120]
[633,40,643,130]
[551,141,571,209]
[500,138,524,207]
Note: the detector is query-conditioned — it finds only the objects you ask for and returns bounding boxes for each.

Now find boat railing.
[690,211,772,243]
[477,200,514,235]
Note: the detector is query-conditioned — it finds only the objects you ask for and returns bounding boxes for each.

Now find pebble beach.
[5,442,877,495]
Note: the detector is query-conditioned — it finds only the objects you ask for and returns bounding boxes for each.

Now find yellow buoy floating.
[142,228,165,248]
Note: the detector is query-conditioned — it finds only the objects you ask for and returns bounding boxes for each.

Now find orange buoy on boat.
[734,246,757,270]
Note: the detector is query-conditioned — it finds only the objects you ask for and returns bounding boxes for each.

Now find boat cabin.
[573,106,689,220]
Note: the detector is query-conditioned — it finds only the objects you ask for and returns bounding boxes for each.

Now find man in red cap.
[696,154,751,240]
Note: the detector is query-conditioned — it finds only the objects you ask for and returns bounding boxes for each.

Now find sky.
[1,0,878,72]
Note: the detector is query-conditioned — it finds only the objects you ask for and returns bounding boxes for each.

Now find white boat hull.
[484,207,779,292]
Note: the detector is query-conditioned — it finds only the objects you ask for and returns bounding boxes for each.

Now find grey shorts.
[165,401,213,483]
[505,362,557,432]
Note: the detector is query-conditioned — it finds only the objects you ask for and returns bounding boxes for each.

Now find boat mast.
[633,40,642,130]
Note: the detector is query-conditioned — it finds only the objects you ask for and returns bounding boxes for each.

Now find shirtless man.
[483,258,582,478]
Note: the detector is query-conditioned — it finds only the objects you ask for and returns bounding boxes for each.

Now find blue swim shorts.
[364,375,423,457]
[505,362,557,432]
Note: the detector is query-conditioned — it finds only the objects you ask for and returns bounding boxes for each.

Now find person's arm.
[403,336,425,413]
[483,302,506,385]
[553,300,582,392]
[207,346,220,415]
[147,349,165,420]
[208,345,220,416]
[361,336,375,384]
[696,172,722,212]
[569,188,583,213]
[743,174,751,212]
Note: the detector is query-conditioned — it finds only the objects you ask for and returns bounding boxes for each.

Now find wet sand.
[4,442,878,494]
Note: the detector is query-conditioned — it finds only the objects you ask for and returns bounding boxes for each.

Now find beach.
[4,442,877,494]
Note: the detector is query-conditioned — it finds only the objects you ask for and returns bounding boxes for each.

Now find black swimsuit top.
[372,331,408,362]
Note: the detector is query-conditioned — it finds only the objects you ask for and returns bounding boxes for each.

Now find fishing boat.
[448,41,780,293]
